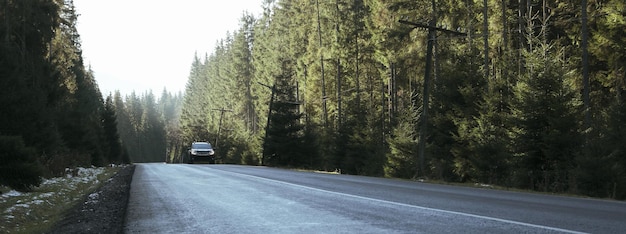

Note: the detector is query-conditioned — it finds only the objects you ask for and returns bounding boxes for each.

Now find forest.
[0,0,186,192]
[179,0,626,199]
[0,0,128,190]
[1,0,624,200]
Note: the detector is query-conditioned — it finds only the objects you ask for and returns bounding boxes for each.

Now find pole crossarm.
[257,82,273,90]
[398,20,467,37]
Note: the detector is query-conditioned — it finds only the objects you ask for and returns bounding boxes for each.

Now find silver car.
[189,142,215,163]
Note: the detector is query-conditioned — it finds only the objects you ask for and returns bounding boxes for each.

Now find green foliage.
[575,90,626,199]
[263,61,308,167]
[0,0,62,153]
[102,95,123,163]
[112,91,174,163]
[0,0,125,180]
[509,32,582,191]
[175,0,626,199]
[0,136,44,191]
[385,97,420,179]
[452,85,511,184]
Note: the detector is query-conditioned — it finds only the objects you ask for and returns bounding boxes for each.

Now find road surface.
[124,164,626,233]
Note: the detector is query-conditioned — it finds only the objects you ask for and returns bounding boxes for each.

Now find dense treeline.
[0,0,127,191]
[181,0,625,199]
[0,0,183,191]
[111,90,183,163]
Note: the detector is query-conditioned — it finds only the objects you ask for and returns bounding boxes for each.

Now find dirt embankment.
[47,165,135,234]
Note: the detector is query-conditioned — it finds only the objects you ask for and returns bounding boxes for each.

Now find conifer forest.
[2,0,626,200]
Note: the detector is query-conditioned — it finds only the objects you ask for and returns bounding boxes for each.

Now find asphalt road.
[124,163,626,233]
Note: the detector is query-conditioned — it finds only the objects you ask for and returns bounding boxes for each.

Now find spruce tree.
[263,60,306,167]
[102,94,122,163]
[0,136,44,192]
[385,93,420,179]
[509,27,581,191]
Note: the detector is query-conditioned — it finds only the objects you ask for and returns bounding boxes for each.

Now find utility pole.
[212,107,233,151]
[399,0,466,178]
[258,82,276,166]
[257,81,302,165]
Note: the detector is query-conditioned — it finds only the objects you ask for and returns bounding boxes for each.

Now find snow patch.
[2,165,111,227]
[42,177,63,185]
[31,200,44,205]
[35,192,54,199]
[85,191,101,205]
[1,190,23,198]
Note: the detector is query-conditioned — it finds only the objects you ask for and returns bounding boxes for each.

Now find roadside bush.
[0,135,44,191]
[385,120,419,179]
[44,150,92,177]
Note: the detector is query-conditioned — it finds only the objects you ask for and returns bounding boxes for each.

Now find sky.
[74,0,264,96]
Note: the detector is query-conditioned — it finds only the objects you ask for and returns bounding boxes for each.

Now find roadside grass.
[0,166,120,233]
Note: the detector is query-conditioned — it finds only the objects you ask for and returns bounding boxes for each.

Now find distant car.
[189,142,215,164]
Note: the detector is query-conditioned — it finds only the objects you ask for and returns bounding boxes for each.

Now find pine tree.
[180,54,210,145]
[509,20,582,191]
[263,60,306,167]
[140,91,167,162]
[0,0,61,154]
[572,0,626,198]
[168,0,626,198]
[159,89,184,163]
[113,91,134,162]
[385,93,420,179]
[452,80,510,184]
[0,136,44,192]
[230,12,257,133]
[102,94,122,163]
[0,0,124,175]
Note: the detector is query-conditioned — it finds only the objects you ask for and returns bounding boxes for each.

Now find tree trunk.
[581,0,591,135]
[316,0,328,128]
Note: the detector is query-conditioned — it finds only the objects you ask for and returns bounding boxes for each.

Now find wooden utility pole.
[399,0,466,178]
[258,82,275,166]
[212,108,233,151]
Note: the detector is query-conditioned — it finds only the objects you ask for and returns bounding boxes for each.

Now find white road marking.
[217,167,588,234]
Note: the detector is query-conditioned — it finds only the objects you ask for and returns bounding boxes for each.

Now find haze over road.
[124,164,626,233]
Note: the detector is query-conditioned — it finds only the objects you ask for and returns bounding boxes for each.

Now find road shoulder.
[47,165,135,234]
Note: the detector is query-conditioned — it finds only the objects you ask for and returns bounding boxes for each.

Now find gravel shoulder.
[47,165,135,234]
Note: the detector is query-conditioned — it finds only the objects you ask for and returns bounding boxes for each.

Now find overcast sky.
[74,0,263,96]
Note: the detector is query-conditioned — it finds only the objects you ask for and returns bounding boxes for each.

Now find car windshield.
[193,143,212,149]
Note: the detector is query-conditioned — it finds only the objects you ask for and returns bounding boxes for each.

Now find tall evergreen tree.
[113,91,134,161]
[1,0,126,189]
[509,20,582,191]
[0,0,61,153]
[263,60,306,167]
[180,54,211,144]
[102,94,123,163]
[170,0,626,198]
